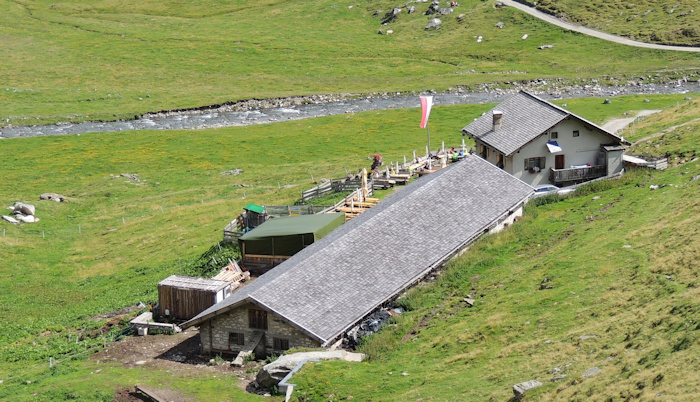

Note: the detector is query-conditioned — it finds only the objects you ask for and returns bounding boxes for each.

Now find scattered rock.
[592,196,601,200]
[538,44,553,49]
[513,380,543,398]
[439,8,454,15]
[691,175,700,182]
[649,184,660,190]
[40,193,66,202]
[623,244,632,248]
[425,1,440,15]
[232,183,252,187]
[425,18,442,30]
[540,278,553,290]
[386,29,394,35]
[495,21,505,29]
[477,35,483,42]
[221,169,243,176]
[603,98,612,104]
[549,362,572,374]
[134,360,147,365]
[578,335,598,340]
[119,173,140,181]
[401,372,409,376]
[408,6,415,14]
[552,374,567,381]
[13,202,35,216]
[644,99,650,102]
[462,298,475,307]
[2,215,19,224]
[18,215,37,223]
[685,96,692,100]
[256,351,364,388]
[381,8,402,24]
[521,34,528,39]
[582,367,602,378]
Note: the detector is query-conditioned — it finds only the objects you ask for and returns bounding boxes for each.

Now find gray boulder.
[426,2,440,15]
[2,215,19,224]
[513,380,543,398]
[408,6,416,14]
[40,193,66,202]
[495,21,505,28]
[256,351,364,389]
[425,18,442,29]
[13,202,35,216]
[582,367,602,378]
[381,7,401,24]
[18,215,38,223]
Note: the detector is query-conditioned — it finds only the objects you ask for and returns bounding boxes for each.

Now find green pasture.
[0,94,698,399]
[1,0,699,126]
[518,0,700,46]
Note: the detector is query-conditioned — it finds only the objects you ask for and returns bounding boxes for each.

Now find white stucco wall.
[477,118,616,186]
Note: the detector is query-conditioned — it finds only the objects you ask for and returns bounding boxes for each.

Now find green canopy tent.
[239,213,345,273]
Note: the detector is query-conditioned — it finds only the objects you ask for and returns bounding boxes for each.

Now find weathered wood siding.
[158,285,219,321]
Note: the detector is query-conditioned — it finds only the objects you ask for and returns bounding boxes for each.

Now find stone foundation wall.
[200,302,320,355]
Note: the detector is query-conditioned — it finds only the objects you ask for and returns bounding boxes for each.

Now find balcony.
[549,165,606,184]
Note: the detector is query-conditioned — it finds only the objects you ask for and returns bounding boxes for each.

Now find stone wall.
[200,302,320,355]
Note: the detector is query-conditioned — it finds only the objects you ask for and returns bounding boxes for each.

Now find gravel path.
[499,0,700,53]
[1,82,698,139]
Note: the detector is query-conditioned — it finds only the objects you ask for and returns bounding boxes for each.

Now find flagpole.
[427,122,432,169]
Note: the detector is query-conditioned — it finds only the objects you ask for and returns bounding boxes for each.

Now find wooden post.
[361,168,368,199]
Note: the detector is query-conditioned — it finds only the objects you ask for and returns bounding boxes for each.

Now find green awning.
[239,213,345,257]
[243,203,266,214]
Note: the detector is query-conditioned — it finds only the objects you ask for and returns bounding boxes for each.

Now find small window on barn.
[573,130,580,137]
[550,131,558,139]
[273,338,290,351]
[248,309,268,330]
[229,332,245,347]
[480,145,488,159]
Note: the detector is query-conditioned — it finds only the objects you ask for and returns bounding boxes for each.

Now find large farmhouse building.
[181,156,534,357]
[462,91,629,186]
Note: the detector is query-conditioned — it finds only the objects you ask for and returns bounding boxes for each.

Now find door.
[555,155,565,170]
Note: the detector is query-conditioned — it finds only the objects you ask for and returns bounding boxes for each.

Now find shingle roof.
[462,91,625,156]
[183,156,534,345]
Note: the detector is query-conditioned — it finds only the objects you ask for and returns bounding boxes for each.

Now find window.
[573,130,580,137]
[524,157,546,172]
[248,309,268,330]
[550,131,558,139]
[497,153,505,169]
[229,332,245,347]
[480,144,488,159]
[273,338,290,351]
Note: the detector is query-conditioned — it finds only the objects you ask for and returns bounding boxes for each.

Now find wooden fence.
[301,177,374,202]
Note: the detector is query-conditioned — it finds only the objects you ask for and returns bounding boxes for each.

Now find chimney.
[492,110,503,131]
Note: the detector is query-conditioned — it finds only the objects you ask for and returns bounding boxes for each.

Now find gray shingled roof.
[183,156,534,345]
[462,91,625,156]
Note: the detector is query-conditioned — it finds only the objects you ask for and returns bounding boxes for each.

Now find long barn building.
[181,155,534,356]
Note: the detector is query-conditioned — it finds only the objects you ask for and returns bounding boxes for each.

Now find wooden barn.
[158,275,233,321]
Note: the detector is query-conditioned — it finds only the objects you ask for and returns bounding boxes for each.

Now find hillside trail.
[498,0,700,53]
[602,109,662,135]
[630,116,700,145]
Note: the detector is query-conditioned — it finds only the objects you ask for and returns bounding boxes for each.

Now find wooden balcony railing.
[550,165,606,184]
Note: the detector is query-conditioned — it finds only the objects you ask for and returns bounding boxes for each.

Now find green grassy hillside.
[516,0,700,46]
[1,0,698,126]
[291,103,700,399]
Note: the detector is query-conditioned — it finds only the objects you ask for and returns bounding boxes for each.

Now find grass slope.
[516,0,700,46]
[1,0,699,126]
[291,104,700,399]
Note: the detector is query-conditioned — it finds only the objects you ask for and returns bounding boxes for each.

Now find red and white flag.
[420,96,433,128]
